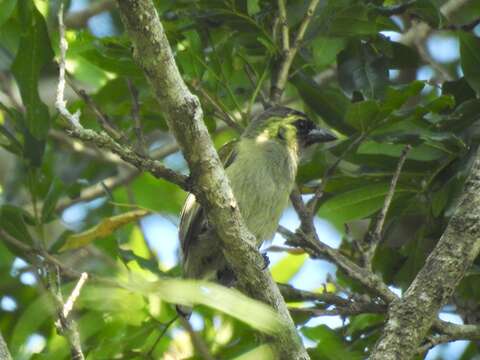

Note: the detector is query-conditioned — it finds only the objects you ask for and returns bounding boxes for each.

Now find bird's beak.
[305,127,337,146]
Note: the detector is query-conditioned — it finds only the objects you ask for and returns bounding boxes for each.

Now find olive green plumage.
[179,107,336,285]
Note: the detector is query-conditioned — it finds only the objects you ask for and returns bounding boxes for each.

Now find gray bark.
[371,149,480,360]
[115,0,309,358]
[0,331,12,360]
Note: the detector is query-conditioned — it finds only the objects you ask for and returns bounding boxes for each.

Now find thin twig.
[56,3,82,129]
[62,272,88,319]
[146,316,178,357]
[194,85,243,133]
[56,7,188,190]
[67,128,189,190]
[126,185,157,259]
[178,316,216,360]
[55,140,179,212]
[306,134,367,214]
[127,79,147,154]
[278,0,290,52]
[264,245,305,254]
[280,228,397,303]
[270,0,320,103]
[416,327,480,356]
[243,61,269,110]
[66,76,127,143]
[364,145,411,268]
[46,263,85,360]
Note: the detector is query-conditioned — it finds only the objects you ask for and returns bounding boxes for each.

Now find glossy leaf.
[11,3,53,140]
[60,210,150,252]
[337,40,389,100]
[459,32,480,94]
[271,254,308,283]
[318,182,416,224]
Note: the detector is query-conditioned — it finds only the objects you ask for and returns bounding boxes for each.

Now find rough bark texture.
[371,149,480,360]
[0,331,12,360]
[115,1,309,358]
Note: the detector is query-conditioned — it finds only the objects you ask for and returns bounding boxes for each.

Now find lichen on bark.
[371,149,480,360]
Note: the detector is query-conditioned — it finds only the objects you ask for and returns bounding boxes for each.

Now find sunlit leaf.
[60,210,150,251]
[128,278,283,334]
[271,254,308,283]
[11,2,53,140]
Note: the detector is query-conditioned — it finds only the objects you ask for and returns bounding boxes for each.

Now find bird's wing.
[179,140,239,259]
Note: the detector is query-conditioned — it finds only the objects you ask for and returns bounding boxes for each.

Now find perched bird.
[179,106,336,286]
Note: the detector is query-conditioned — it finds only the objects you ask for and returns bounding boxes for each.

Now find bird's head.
[243,107,337,152]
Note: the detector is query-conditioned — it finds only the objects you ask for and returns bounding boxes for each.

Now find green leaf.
[292,73,353,134]
[438,99,480,132]
[59,210,150,252]
[459,32,480,94]
[128,278,283,334]
[327,5,377,36]
[41,177,65,223]
[312,36,346,68]
[337,40,389,100]
[387,41,421,69]
[232,344,275,360]
[345,100,380,131]
[382,81,425,112]
[0,121,22,156]
[271,254,308,283]
[246,0,261,15]
[302,325,363,360]
[0,204,34,251]
[408,0,442,28]
[442,77,476,105]
[317,182,416,224]
[346,314,384,337]
[0,0,16,27]
[11,3,53,140]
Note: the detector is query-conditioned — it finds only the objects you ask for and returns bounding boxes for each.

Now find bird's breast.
[226,140,297,245]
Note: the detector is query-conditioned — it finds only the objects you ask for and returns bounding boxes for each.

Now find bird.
[179,106,337,287]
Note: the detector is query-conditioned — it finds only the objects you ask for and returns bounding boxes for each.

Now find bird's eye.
[296,120,308,129]
[277,127,286,140]
[294,119,313,134]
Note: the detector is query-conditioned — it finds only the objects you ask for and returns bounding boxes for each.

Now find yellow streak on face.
[255,130,270,144]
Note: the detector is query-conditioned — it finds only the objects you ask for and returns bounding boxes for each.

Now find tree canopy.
[0,0,480,359]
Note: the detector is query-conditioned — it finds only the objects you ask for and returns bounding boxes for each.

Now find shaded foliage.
[0,0,479,359]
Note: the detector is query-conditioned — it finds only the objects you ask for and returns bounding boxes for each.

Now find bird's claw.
[261,253,270,270]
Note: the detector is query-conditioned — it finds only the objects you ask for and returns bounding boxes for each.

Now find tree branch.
[363,145,411,268]
[115,1,309,358]
[56,6,188,191]
[270,0,320,103]
[67,128,189,190]
[370,148,480,360]
[417,324,480,356]
[0,330,12,360]
[281,228,397,304]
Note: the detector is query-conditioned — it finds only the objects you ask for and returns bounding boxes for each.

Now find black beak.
[305,127,337,146]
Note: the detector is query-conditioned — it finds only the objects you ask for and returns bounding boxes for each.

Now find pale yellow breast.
[226,139,298,246]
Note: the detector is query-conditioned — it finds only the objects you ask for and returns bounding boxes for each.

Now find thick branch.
[417,321,480,355]
[370,148,480,360]
[115,1,309,358]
